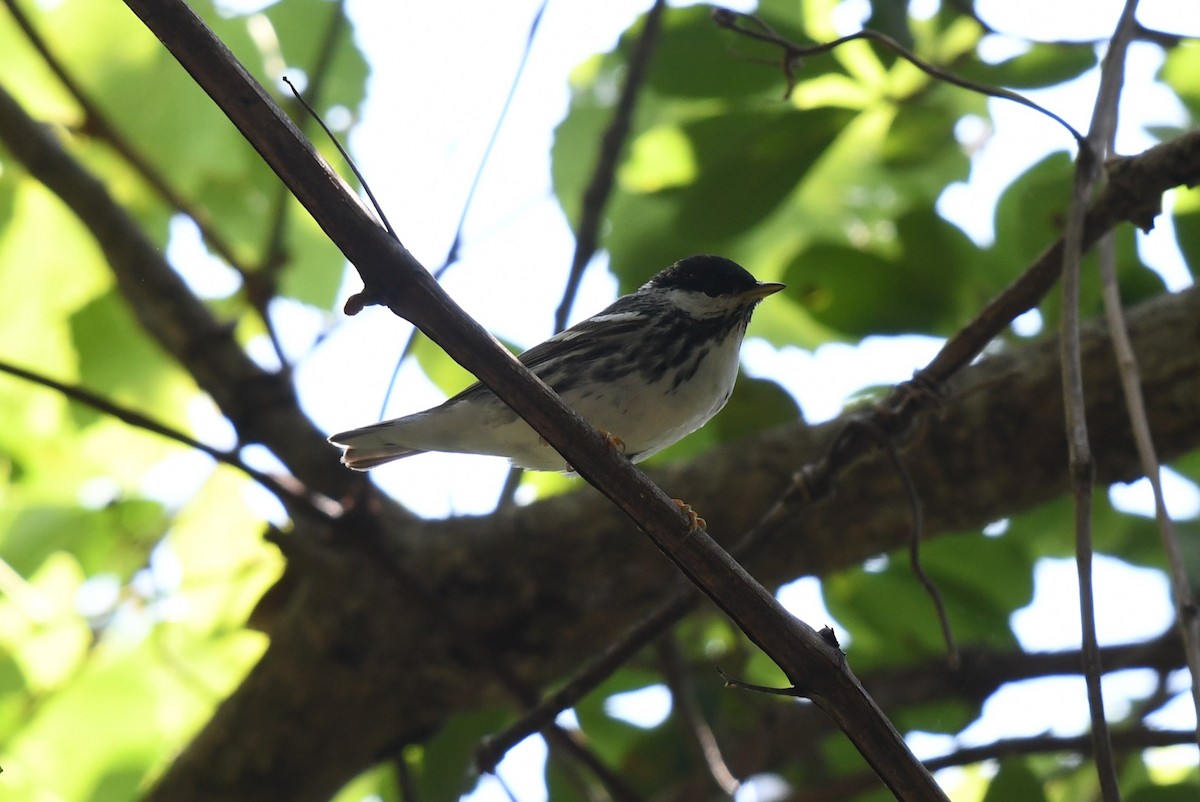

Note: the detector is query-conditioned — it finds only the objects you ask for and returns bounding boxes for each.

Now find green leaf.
[167,469,283,634]
[674,107,857,242]
[824,534,1029,672]
[784,206,978,338]
[1172,187,1200,282]
[0,650,29,747]
[991,152,1074,271]
[1158,41,1200,122]
[605,107,856,285]
[2,498,165,580]
[412,330,477,398]
[410,331,521,399]
[644,6,791,99]
[983,758,1049,802]
[1127,783,1200,802]
[0,636,214,800]
[411,708,511,800]
[70,289,197,431]
[960,42,1098,89]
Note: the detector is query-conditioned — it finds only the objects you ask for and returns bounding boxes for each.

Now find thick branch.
[146,279,1200,801]
[0,79,364,502]
[122,2,949,798]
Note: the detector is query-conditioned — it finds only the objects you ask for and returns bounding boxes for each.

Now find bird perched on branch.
[330,255,785,472]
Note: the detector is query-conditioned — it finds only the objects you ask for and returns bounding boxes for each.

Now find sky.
[179,0,1200,799]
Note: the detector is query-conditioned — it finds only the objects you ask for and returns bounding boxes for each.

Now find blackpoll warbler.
[330,255,784,471]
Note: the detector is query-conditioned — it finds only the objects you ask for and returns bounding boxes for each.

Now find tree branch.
[146,275,1200,801]
[0,78,367,504]
[0,357,333,520]
[554,0,665,332]
[121,2,950,798]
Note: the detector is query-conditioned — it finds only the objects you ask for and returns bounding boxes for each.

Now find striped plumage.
[329,255,784,471]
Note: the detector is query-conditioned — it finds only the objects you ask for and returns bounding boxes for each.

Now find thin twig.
[0,357,336,522]
[378,0,548,419]
[254,0,353,369]
[500,0,666,509]
[1059,3,1143,800]
[710,7,1085,144]
[439,0,547,277]
[283,76,396,240]
[784,727,1198,802]
[553,0,666,333]
[870,425,959,668]
[0,0,295,363]
[1097,193,1200,743]
[659,637,741,796]
[340,510,645,802]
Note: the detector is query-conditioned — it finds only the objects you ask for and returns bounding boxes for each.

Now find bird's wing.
[446,295,649,402]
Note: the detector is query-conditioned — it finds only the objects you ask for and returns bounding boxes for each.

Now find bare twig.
[379,0,548,419]
[123,3,955,797]
[1,0,304,370]
[659,637,741,796]
[710,7,1085,144]
[438,0,547,277]
[876,428,959,668]
[254,0,353,369]
[554,0,666,333]
[282,75,395,238]
[1090,24,1200,748]
[1099,230,1200,740]
[1058,3,1144,800]
[784,727,1198,802]
[0,357,335,521]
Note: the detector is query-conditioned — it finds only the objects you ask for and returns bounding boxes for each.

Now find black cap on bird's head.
[646,255,785,303]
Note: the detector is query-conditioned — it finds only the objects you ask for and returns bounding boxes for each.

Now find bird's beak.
[740,281,786,302]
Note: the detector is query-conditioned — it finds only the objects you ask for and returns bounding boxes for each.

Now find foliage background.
[0,0,1198,800]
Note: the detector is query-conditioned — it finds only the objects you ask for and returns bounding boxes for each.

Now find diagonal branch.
[121,1,949,798]
[0,78,366,504]
[0,0,290,361]
[1058,4,1142,798]
[554,0,666,333]
[0,357,333,520]
[143,274,1200,801]
[711,7,1085,142]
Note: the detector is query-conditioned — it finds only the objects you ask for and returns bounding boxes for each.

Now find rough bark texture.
[144,281,1200,802]
[2,8,1199,798]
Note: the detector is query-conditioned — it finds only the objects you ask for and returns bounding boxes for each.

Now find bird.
[329,255,785,472]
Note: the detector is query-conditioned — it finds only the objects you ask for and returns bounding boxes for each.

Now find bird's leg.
[673,499,705,532]
[599,429,627,456]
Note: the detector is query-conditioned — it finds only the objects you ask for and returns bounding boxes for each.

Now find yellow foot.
[673,499,706,532]
[599,429,626,455]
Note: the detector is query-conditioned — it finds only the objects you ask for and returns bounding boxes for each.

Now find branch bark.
[142,279,1200,802]
[120,2,950,799]
[3,3,1199,799]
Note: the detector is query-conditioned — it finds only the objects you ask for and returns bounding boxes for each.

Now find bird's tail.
[328,423,425,471]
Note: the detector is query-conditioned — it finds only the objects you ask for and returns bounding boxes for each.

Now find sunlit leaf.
[960,42,1098,89]
[983,758,1050,802]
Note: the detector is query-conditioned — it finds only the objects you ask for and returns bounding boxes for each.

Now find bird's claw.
[673,499,705,532]
[600,429,627,455]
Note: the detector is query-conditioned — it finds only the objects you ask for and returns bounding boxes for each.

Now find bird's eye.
[704,287,722,298]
